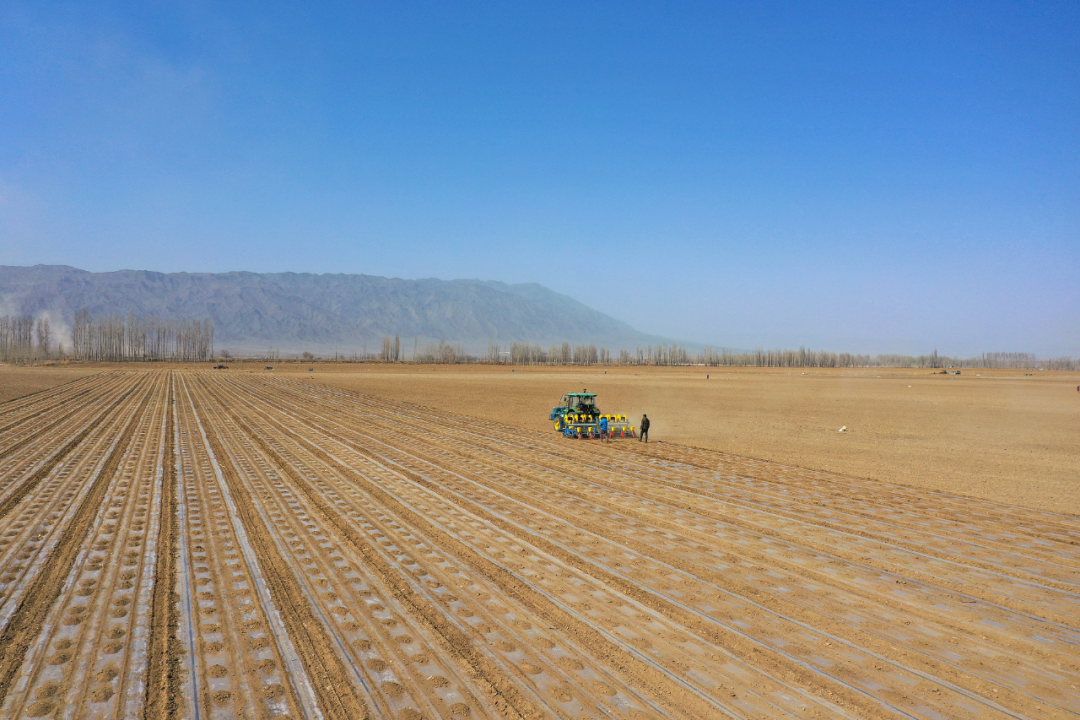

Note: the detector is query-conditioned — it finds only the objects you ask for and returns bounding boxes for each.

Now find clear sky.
[2,1,1077,356]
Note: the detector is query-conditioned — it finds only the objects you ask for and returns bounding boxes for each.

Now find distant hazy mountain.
[0,265,670,354]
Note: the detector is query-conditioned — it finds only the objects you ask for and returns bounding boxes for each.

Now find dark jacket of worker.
[640,416,650,432]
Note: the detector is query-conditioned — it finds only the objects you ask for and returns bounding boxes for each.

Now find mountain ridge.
[0,264,675,354]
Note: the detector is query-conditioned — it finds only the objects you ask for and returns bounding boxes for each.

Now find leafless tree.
[36,317,51,355]
[66,310,214,362]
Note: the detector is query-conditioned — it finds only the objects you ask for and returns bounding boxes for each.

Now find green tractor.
[549,392,636,439]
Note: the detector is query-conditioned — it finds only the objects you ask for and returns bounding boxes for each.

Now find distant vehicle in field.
[213,364,229,369]
[265,366,275,370]
[549,392,635,439]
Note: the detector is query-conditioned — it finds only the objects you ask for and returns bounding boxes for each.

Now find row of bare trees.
[482,341,614,365]
[0,315,53,363]
[231,337,1080,370]
[70,310,214,362]
[380,335,402,362]
[414,339,466,364]
[870,350,1080,370]
[1035,356,1080,371]
[482,341,690,366]
[697,346,870,368]
[2,310,209,363]
[474,340,1079,370]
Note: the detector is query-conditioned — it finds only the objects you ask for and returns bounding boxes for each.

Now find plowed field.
[0,370,1077,719]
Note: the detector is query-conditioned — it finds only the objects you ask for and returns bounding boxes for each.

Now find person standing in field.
[599,415,610,442]
[639,414,650,442]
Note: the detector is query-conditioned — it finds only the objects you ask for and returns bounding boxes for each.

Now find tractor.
[549,392,636,439]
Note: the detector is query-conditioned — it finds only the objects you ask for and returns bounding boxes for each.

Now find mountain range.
[0,265,672,355]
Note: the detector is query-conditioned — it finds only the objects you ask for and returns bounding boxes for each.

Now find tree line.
[291,338,1079,370]
[4,313,1075,370]
[478,342,859,367]
[467,341,1079,370]
[0,315,52,363]
[0,311,214,363]
[71,310,214,361]
[485,341,613,366]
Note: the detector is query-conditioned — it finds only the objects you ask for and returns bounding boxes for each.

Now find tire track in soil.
[0,374,154,708]
[1,370,1075,720]
[0,375,143,524]
[198,376,601,720]
[145,372,182,720]
[268,377,1079,623]
[329,422,1061,717]
[0,375,107,447]
[637,441,1080,545]
[321,377,1080,579]
[233,377,891,718]
[0,372,103,426]
[544,447,1080,593]
[229,383,803,720]
[184,376,364,720]
[212,379,717,716]
[192,378,522,720]
[285,375,1080,549]
[0,372,165,718]
[243,374,1078,719]
[117,374,172,719]
[6,373,171,720]
[233,381,914,716]
[223,375,777,716]
[0,371,118,444]
[429,470,1036,717]
[293,427,887,718]
[175,375,312,720]
[359,418,1079,713]
[0,375,128,485]
[170,374,202,720]
[0,379,152,640]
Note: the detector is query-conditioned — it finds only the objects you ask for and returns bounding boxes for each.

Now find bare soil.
[2,369,1080,716]
[7,361,1076,513]
[263,362,1080,515]
[0,365,102,404]
[0,370,1077,718]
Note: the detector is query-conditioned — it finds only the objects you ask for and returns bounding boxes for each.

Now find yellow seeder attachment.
[555,413,636,439]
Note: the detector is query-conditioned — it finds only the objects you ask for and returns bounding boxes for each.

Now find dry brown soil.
[0,365,102,404]
[6,361,1074,513]
[0,370,1077,719]
[258,362,1080,516]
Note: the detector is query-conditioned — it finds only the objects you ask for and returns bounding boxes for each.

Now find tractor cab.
[565,393,597,415]
[550,393,598,421]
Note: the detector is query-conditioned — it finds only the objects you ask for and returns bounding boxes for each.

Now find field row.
[0,371,1077,719]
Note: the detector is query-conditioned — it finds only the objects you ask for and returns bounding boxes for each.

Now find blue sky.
[2,1,1077,356]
